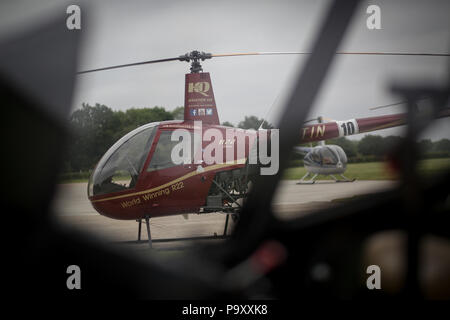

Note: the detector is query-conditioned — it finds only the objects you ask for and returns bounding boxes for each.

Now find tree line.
[63,103,450,174]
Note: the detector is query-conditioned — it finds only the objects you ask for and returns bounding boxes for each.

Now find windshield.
[89,125,157,196]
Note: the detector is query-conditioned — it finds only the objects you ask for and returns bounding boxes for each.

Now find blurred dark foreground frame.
[1,0,449,301]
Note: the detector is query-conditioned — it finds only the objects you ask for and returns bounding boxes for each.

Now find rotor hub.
[178,50,212,73]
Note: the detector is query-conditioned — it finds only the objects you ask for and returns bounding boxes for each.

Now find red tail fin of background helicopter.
[183,72,220,125]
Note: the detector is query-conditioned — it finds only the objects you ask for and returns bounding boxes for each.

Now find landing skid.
[126,234,229,246]
[136,212,236,247]
[331,174,356,183]
[335,179,356,182]
[296,172,356,184]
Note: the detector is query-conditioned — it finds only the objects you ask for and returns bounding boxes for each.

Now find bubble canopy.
[88,122,160,197]
[303,145,348,174]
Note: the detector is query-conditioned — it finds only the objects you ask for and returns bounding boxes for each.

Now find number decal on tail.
[336,119,359,137]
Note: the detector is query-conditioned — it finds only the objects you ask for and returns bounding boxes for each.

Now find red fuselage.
[88,121,255,220]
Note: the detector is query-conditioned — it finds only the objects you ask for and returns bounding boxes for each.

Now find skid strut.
[297,172,356,184]
[145,216,152,247]
[223,214,230,236]
[137,217,152,247]
[297,172,318,184]
[137,219,142,241]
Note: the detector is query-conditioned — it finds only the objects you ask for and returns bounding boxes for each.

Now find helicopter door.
[138,129,204,212]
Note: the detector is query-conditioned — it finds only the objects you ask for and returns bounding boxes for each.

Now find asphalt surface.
[51,180,395,249]
[50,180,450,298]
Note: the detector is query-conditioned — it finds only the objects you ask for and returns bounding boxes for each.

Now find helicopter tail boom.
[300,108,450,143]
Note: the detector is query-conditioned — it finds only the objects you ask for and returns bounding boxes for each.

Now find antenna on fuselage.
[258,92,281,130]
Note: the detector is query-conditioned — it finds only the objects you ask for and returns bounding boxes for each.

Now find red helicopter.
[78,50,450,244]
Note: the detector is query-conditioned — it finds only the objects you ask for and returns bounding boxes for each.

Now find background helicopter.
[294,116,353,184]
[78,50,450,245]
[293,97,450,184]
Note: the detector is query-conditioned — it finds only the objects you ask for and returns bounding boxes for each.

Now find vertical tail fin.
[184,72,220,125]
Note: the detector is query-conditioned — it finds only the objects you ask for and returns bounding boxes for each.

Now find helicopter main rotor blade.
[77,51,450,74]
[77,56,180,74]
[305,97,435,124]
[212,51,450,58]
[369,97,432,110]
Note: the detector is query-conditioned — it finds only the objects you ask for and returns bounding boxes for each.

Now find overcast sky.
[2,0,449,140]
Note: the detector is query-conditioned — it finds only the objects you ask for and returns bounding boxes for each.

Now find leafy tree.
[326,137,357,157]
[171,106,184,120]
[418,139,433,153]
[66,104,174,172]
[221,121,234,127]
[358,134,384,156]
[238,116,260,129]
[115,107,173,139]
[69,103,119,171]
[238,116,273,130]
[433,138,450,152]
[382,135,404,153]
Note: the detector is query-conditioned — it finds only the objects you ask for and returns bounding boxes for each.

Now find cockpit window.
[304,146,341,166]
[90,126,156,196]
[311,148,322,163]
[147,131,179,172]
[335,146,347,163]
[147,130,199,172]
[322,147,338,165]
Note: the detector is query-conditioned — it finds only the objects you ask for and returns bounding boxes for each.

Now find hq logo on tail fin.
[188,81,210,96]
